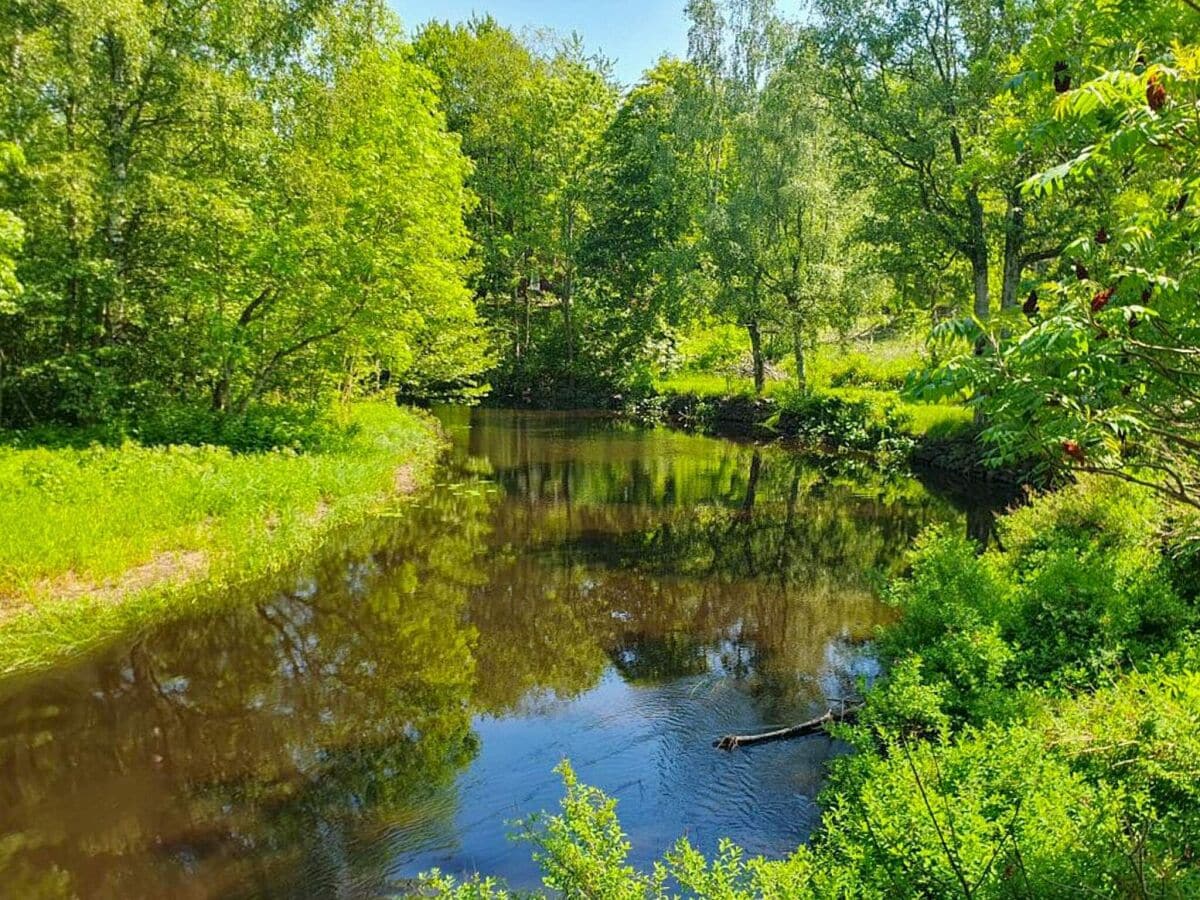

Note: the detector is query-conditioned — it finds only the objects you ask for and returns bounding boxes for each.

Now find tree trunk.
[964,184,990,321]
[1000,188,1025,311]
[102,28,131,343]
[972,260,990,322]
[563,208,575,401]
[211,375,230,413]
[792,317,807,392]
[747,320,765,394]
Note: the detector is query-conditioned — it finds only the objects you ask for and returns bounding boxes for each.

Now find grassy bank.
[0,402,445,675]
[653,336,973,442]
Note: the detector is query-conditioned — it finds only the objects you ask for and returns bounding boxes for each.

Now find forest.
[1,0,1199,896]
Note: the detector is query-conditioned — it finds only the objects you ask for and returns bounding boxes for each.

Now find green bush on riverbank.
[0,402,443,674]
[428,478,1200,897]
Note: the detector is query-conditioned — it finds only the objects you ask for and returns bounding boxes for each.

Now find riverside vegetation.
[0,0,1199,895]
[0,403,443,673]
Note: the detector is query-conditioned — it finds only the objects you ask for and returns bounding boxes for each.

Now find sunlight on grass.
[0,403,443,674]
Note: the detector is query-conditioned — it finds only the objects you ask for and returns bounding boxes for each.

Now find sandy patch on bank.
[0,550,210,623]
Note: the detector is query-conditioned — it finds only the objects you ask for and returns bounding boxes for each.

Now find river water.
[0,409,983,898]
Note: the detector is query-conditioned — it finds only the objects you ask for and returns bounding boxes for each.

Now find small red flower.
[1091,286,1115,312]
[1062,440,1085,461]
[1147,74,1167,112]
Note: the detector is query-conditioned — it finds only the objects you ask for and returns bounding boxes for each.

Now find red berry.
[1147,75,1167,112]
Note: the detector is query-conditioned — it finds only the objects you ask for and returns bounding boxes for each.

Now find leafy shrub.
[772,389,913,455]
[130,403,356,453]
[877,528,1020,726]
[424,762,824,899]
[822,671,1200,899]
[874,479,1195,733]
[999,479,1194,687]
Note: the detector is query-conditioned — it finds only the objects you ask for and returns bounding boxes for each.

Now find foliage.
[0,142,23,315]
[877,479,1193,722]
[127,403,357,454]
[911,4,1200,509]
[772,389,914,455]
[0,0,488,427]
[413,18,619,405]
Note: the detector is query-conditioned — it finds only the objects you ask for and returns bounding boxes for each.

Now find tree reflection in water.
[0,408,1000,897]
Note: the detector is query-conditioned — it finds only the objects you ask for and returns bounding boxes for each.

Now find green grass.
[652,371,792,398]
[807,335,926,391]
[0,402,444,674]
[655,335,972,439]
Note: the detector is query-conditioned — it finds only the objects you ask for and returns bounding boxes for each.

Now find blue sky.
[390,1,795,86]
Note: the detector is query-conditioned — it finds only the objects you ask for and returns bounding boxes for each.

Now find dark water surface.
[0,409,979,898]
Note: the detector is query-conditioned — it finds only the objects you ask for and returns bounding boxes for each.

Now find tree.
[685,0,781,392]
[913,2,1200,508]
[413,19,616,403]
[711,50,863,391]
[580,58,712,392]
[0,0,487,425]
[816,0,1038,321]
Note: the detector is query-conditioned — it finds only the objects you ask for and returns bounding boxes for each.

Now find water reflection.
[0,408,978,897]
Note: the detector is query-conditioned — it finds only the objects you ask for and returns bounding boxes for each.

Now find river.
[0,409,990,897]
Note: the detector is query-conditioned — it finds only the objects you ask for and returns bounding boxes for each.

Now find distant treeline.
[2,0,1196,485]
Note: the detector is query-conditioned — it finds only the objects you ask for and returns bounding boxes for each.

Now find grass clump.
[0,402,443,674]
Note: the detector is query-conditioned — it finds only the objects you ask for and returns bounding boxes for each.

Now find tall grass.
[0,402,444,674]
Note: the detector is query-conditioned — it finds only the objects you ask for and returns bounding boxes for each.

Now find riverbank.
[626,387,1036,484]
[0,402,445,675]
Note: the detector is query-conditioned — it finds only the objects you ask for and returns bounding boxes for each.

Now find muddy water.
[0,409,976,898]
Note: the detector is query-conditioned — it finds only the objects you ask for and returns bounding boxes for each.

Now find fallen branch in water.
[714,703,861,751]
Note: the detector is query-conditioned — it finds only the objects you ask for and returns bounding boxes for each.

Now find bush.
[822,671,1200,898]
[130,402,356,453]
[772,389,913,454]
[873,479,1195,734]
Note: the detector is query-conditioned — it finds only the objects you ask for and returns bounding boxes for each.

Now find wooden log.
[713,704,860,751]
